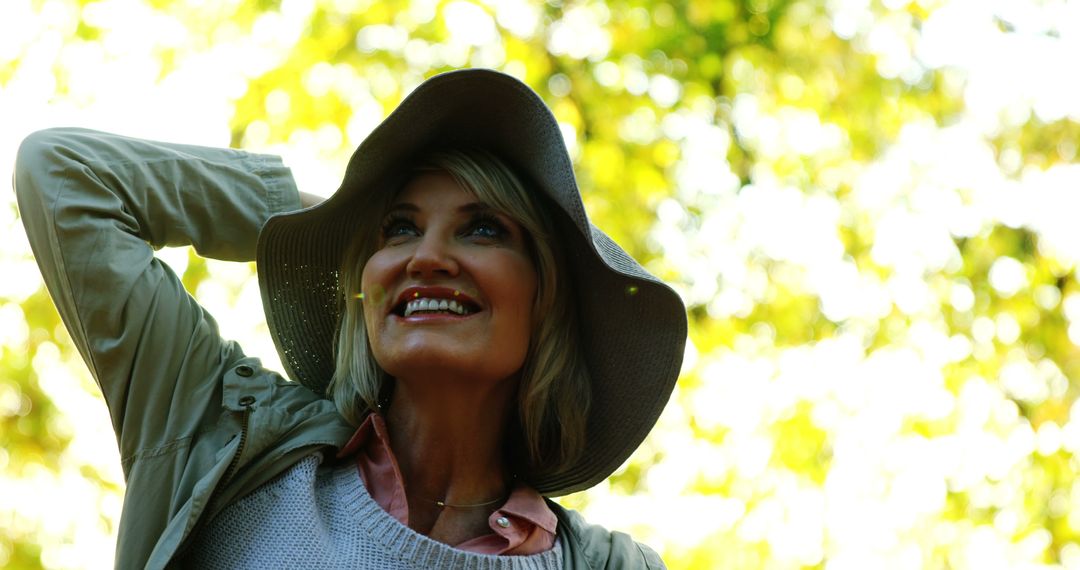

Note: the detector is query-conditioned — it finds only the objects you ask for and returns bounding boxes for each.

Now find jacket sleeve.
[551,501,667,569]
[13,127,301,466]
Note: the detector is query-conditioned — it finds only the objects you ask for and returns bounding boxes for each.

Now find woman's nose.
[406,234,459,278]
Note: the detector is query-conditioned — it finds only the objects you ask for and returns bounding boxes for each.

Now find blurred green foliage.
[5,0,1080,568]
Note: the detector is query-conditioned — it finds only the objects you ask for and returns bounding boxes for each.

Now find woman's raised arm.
[13,127,301,466]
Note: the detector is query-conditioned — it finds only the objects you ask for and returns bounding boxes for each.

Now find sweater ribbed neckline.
[334,463,562,569]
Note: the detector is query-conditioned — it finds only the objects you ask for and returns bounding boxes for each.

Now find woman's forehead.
[395,171,466,201]
[389,171,500,214]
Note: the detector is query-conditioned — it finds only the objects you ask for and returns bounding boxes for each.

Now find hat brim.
[257,68,687,496]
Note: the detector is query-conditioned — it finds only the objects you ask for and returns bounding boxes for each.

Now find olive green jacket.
[14,128,665,570]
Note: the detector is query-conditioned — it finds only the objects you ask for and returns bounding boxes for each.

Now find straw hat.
[256,68,686,496]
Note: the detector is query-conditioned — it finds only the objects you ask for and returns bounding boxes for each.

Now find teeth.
[403,297,470,317]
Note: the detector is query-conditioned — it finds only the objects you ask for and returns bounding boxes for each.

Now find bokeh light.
[3,0,1080,568]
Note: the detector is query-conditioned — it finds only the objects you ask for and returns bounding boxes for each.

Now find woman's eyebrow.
[384,201,497,217]
[384,203,419,214]
[458,202,494,214]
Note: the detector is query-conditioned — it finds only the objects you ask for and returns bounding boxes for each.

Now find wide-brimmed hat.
[256,68,686,496]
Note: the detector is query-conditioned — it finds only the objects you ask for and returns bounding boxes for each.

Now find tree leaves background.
[2,0,1080,568]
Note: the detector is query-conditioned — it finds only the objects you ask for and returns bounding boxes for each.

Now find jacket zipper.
[180,404,252,551]
[220,404,252,486]
[168,404,252,566]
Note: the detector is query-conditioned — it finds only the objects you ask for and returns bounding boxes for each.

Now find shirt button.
[235,365,254,377]
[496,516,510,528]
[238,395,256,406]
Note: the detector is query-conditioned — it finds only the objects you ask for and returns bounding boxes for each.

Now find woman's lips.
[390,285,481,317]
[401,297,473,317]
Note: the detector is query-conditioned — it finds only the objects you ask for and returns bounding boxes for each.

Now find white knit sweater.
[183,455,563,569]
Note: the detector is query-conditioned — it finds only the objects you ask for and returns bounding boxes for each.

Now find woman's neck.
[383,376,516,540]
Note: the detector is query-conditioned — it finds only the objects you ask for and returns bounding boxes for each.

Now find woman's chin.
[373,330,528,385]
[380,350,522,387]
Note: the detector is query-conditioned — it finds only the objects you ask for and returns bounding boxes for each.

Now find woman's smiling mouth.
[390,286,482,318]
[402,297,473,317]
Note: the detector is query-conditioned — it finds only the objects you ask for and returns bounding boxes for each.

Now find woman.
[15,69,686,568]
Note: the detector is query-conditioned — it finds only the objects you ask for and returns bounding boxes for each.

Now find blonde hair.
[328,148,591,477]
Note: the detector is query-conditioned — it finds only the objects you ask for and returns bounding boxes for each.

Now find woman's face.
[360,171,538,385]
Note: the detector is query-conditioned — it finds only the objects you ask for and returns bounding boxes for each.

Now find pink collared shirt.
[336,413,557,555]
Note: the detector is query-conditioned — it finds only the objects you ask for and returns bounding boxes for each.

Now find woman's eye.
[380,218,418,243]
[466,218,507,240]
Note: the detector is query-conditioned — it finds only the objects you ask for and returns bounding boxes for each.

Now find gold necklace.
[417,492,507,509]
